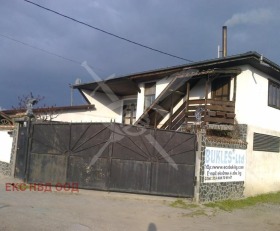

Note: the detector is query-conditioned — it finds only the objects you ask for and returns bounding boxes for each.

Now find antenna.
[75,78,82,85]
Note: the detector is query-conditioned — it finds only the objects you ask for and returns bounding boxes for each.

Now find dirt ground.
[0,175,279,231]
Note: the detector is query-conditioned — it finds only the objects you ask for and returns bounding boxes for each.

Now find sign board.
[204,147,246,183]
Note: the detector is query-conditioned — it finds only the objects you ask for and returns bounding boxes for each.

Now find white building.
[73,51,280,197]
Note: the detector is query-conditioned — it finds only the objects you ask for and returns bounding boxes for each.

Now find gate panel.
[67,156,108,189]
[109,159,151,193]
[31,124,70,154]
[112,124,155,161]
[28,153,67,184]
[151,163,195,196]
[66,123,111,189]
[69,123,111,157]
[154,130,196,164]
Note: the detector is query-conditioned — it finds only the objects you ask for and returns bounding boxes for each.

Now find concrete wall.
[244,125,280,196]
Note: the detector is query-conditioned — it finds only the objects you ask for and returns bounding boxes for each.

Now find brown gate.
[26,122,196,197]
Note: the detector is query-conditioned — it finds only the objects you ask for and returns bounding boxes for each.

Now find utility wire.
[0,33,81,64]
[23,0,193,63]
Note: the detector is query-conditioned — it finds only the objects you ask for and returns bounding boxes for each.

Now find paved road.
[0,175,279,231]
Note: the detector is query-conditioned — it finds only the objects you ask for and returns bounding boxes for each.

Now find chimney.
[222,26,227,57]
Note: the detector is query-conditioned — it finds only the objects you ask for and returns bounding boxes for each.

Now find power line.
[0,33,81,64]
[23,0,193,63]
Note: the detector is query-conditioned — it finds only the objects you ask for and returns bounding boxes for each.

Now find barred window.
[268,80,280,109]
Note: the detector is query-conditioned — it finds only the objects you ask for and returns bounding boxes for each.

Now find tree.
[13,92,58,121]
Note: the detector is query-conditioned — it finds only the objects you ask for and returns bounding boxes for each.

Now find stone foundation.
[198,125,248,202]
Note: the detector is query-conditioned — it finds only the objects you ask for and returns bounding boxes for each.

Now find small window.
[144,82,156,110]
[122,99,137,125]
[268,80,280,109]
[253,133,280,153]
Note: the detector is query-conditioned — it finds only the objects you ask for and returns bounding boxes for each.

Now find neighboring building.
[3,104,96,123]
[0,104,95,176]
[0,111,14,175]
[74,51,280,197]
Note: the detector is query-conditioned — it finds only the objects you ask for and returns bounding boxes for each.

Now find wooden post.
[233,75,237,102]
[154,109,157,129]
[168,93,174,130]
[184,82,190,128]
[204,77,210,123]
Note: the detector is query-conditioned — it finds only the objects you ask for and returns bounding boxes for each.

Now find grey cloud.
[1,0,280,109]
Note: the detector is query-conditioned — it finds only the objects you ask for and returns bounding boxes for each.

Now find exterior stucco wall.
[81,90,122,122]
[54,110,103,123]
[189,78,209,100]
[0,126,18,176]
[136,83,145,120]
[155,77,171,98]
[244,125,280,197]
[235,65,280,131]
[136,77,171,121]
[0,130,13,163]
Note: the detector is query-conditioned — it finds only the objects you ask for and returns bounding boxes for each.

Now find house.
[0,105,95,177]
[73,51,280,199]
[2,51,279,202]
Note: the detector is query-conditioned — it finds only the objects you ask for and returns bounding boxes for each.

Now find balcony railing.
[186,99,235,125]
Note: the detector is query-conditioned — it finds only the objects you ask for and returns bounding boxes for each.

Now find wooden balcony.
[186,99,235,125]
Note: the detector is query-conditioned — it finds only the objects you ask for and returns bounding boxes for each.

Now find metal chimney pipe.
[222,26,227,57]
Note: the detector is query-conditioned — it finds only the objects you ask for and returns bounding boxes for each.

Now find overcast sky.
[1,0,280,109]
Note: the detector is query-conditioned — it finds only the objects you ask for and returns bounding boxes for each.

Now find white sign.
[204,147,246,183]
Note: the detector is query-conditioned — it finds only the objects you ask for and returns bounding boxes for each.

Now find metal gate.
[25,122,196,197]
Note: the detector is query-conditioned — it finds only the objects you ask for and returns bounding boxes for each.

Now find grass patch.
[183,209,208,217]
[205,191,280,211]
[170,199,199,209]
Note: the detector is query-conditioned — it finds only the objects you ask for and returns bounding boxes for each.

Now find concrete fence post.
[194,130,203,203]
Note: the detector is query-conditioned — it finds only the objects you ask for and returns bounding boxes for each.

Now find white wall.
[54,111,106,123]
[136,83,145,120]
[136,77,171,121]
[155,77,171,98]
[244,125,280,196]
[189,79,209,100]
[82,90,123,122]
[0,130,13,163]
[233,66,280,196]
[235,65,280,131]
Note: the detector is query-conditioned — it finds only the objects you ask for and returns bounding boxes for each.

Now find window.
[122,99,137,125]
[253,133,280,153]
[144,82,156,110]
[211,77,231,101]
[268,80,280,109]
